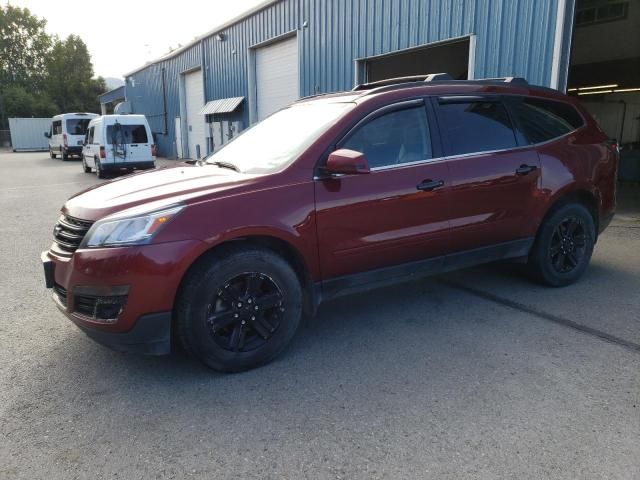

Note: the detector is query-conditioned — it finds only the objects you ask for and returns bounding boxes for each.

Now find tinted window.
[438,100,517,156]
[66,118,91,135]
[342,106,432,168]
[510,97,584,144]
[53,121,62,135]
[106,124,149,144]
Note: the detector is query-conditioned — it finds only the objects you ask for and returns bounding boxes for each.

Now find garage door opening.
[359,37,472,84]
[567,0,640,184]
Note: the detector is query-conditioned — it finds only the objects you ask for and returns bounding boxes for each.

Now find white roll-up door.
[184,70,206,159]
[255,36,299,121]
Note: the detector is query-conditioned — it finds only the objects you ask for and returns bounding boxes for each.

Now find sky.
[10,0,266,80]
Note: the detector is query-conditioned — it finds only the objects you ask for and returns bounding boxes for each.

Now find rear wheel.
[49,148,56,159]
[528,203,595,287]
[82,156,92,173]
[62,151,69,161]
[95,158,106,179]
[176,247,303,372]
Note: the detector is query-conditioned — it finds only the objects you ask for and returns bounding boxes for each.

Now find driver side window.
[341,105,432,169]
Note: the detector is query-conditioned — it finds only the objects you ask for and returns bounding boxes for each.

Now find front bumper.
[42,239,208,354]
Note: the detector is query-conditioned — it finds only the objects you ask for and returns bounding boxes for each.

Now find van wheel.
[176,247,303,373]
[527,203,595,287]
[82,156,92,173]
[95,158,106,179]
[50,149,56,159]
[62,151,69,161]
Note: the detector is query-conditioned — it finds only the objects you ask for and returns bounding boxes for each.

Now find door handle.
[416,179,445,192]
[516,164,538,175]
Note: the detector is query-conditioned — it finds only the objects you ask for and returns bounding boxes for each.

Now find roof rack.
[352,74,530,95]
[352,73,453,91]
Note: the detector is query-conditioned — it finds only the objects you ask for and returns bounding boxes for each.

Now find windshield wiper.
[208,161,240,172]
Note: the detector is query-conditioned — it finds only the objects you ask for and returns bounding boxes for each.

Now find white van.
[82,115,156,178]
[45,113,99,160]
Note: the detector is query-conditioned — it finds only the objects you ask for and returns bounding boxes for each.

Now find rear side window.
[66,119,91,135]
[437,100,517,156]
[52,120,62,135]
[106,124,149,144]
[509,97,584,144]
[341,106,432,168]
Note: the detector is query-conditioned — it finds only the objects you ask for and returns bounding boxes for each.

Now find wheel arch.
[174,234,319,321]
[538,187,600,239]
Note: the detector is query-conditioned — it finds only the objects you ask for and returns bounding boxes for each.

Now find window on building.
[341,106,432,168]
[509,98,584,145]
[576,1,629,27]
[437,100,517,156]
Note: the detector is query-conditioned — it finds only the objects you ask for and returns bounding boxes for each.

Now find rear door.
[66,117,91,148]
[433,95,542,253]
[315,99,452,280]
[107,122,152,163]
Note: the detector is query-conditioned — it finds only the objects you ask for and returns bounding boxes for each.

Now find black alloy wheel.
[208,272,284,353]
[176,247,303,372]
[528,202,595,287]
[549,216,587,274]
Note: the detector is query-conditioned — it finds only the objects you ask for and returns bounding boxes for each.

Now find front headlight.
[83,205,184,248]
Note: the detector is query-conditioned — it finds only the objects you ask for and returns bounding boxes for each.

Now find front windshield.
[205,101,354,174]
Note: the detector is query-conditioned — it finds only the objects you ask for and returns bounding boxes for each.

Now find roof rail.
[468,77,529,85]
[352,73,453,91]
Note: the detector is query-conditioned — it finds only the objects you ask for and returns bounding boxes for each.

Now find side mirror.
[325,149,370,175]
[44,131,51,138]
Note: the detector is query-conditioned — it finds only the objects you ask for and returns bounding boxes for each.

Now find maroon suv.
[42,76,618,372]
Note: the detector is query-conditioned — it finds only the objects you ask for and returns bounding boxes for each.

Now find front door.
[315,100,452,280]
[433,96,542,253]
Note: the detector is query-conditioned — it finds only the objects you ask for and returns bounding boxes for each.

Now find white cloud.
[10,0,266,78]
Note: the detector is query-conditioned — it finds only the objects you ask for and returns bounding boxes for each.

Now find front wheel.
[49,148,56,159]
[527,203,596,287]
[176,247,303,372]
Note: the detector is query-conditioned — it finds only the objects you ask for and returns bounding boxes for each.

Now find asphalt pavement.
[1,151,638,479]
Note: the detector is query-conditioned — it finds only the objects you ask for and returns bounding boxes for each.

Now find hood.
[64,164,263,221]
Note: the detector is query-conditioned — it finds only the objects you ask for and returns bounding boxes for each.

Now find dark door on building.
[364,38,470,83]
[315,100,452,280]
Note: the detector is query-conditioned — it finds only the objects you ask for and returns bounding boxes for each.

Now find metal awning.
[200,96,244,115]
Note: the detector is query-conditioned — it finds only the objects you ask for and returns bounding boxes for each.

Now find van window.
[66,119,92,135]
[53,120,62,135]
[509,97,585,144]
[106,124,149,144]
[437,100,517,156]
[87,126,94,144]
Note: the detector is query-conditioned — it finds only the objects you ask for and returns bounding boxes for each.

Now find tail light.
[151,144,157,157]
[63,133,68,147]
[99,146,106,159]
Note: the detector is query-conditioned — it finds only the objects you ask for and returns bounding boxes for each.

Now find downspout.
[550,0,569,90]
[161,67,168,135]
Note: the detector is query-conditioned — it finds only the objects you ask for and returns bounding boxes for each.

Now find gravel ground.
[1,151,639,479]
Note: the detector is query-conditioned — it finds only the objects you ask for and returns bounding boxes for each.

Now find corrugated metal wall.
[126,0,566,158]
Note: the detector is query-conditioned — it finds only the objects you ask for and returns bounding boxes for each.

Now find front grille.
[52,215,93,255]
[53,284,68,307]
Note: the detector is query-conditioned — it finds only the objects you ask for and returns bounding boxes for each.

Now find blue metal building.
[123,0,576,159]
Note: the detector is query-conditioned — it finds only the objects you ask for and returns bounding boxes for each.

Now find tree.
[0,5,51,90]
[45,35,105,113]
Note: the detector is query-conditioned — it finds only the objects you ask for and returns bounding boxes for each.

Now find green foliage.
[46,35,106,113]
[0,6,106,128]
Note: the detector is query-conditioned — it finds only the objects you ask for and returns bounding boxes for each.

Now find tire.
[62,151,69,161]
[82,156,92,173]
[176,247,303,372]
[50,148,56,159]
[527,203,596,287]
[95,158,106,179]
